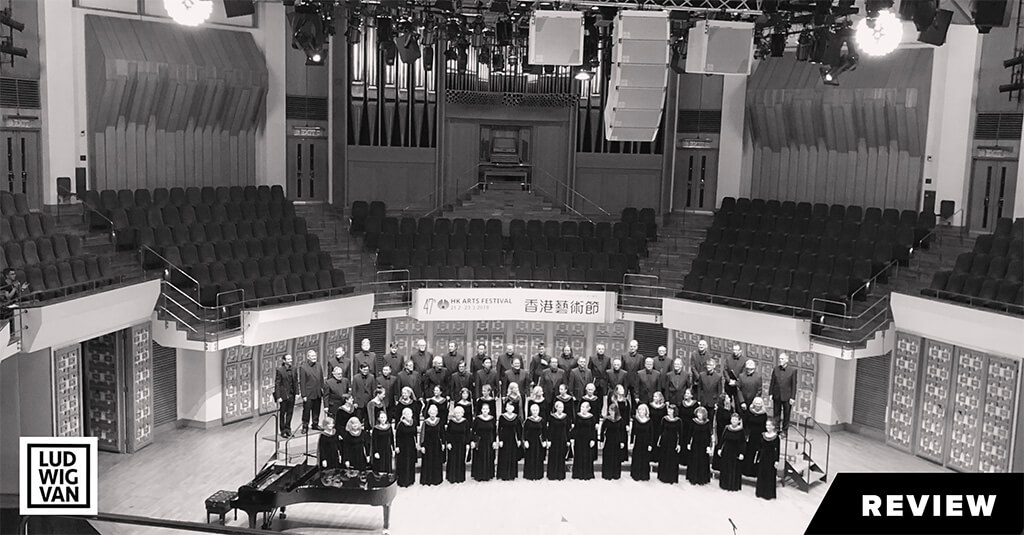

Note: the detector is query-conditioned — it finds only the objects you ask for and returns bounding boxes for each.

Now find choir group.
[275,338,800,501]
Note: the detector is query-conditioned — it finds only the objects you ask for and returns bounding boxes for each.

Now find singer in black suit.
[769,353,798,435]
[274,354,298,438]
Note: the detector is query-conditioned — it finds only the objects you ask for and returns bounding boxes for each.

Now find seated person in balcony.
[0,268,28,320]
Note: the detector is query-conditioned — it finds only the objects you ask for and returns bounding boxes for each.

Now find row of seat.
[404,264,627,288]
[678,280,845,316]
[378,249,636,273]
[684,265,863,304]
[984,217,1024,239]
[720,197,930,227]
[1,214,57,244]
[922,273,1023,314]
[157,236,324,270]
[110,207,303,251]
[349,201,387,235]
[374,232,646,256]
[195,269,353,308]
[366,216,646,241]
[698,242,898,280]
[84,185,287,212]
[2,235,86,270]
[17,256,114,301]
[128,220,313,260]
[0,192,31,217]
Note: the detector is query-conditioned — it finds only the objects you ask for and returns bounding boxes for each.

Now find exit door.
[969,160,1018,232]
[287,137,328,201]
[673,149,718,211]
[2,130,41,206]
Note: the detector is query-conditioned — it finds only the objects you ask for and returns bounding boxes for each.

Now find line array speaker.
[604,11,669,142]
[685,20,755,75]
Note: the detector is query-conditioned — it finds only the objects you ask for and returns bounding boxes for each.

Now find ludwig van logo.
[20,437,98,515]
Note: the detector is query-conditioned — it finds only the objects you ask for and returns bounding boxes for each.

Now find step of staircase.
[443,189,568,223]
[638,211,716,288]
[46,204,148,281]
[293,203,377,286]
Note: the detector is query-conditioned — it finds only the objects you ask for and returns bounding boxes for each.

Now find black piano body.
[233,464,398,530]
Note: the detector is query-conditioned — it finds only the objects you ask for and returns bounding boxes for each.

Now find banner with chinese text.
[410,288,618,323]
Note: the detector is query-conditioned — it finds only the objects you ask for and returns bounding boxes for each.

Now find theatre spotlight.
[769,30,787,57]
[795,30,812,61]
[820,52,858,85]
[0,8,25,32]
[423,45,435,71]
[164,0,213,26]
[855,8,902,56]
[574,68,593,81]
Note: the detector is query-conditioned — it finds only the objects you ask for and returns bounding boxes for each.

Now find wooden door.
[1,130,41,207]
[969,159,1018,232]
[287,137,329,201]
[673,149,718,211]
[83,333,126,453]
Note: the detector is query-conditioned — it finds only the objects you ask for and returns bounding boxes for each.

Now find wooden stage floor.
[94,412,950,535]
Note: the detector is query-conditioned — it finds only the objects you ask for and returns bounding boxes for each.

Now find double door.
[968,159,1017,231]
[673,149,718,211]
[286,137,329,201]
[2,130,41,205]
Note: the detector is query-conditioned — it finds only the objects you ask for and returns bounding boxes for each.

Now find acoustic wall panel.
[53,345,83,438]
[127,323,153,453]
[946,347,986,472]
[258,340,291,415]
[978,356,1019,473]
[917,339,955,463]
[222,345,256,424]
[887,332,921,451]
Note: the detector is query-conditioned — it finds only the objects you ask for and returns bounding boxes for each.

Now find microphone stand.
[729,518,737,535]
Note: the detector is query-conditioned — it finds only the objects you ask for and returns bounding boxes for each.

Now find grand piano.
[233,463,397,530]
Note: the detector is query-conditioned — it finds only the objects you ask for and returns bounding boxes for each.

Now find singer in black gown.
[445,406,471,484]
[755,419,780,500]
[455,388,475,420]
[718,412,746,491]
[742,398,768,477]
[546,401,571,481]
[571,404,598,480]
[371,412,394,473]
[712,394,734,471]
[470,404,497,481]
[600,403,627,480]
[317,418,342,469]
[686,407,713,486]
[497,403,523,480]
[678,391,698,467]
[419,405,445,486]
[657,404,683,484]
[523,403,546,480]
[630,404,654,481]
[395,408,418,488]
[424,387,450,424]
[649,393,667,444]
[341,417,370,470]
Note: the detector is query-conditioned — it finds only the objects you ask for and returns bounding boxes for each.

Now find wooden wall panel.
[222,346,256,424]
[745,50,932,209]
[979,355,1019,473]
[947,346,986,472]
[575,154,662,215]
[85,15,267,190]
[126,323,154,453]
[917,339,955,463]
[347,147,436,210]
[257,341,292,415]
[887,332,920,452]
[53,345,83,438]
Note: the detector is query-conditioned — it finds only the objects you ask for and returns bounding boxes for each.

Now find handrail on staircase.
[56,184,114,230]
[400,188,438,214]
[254,414,279,477]
[140,245,201,291]
[422,182,487,218]
[532,182,594,224]
[532,165,612,217]
[804,416,831,484]
[849,259,900,303]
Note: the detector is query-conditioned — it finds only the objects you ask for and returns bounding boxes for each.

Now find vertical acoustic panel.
[127,323,153,452]
[594,321,630,357]
[84,333,123,453]
[631,322,667,361]
[852,352,891,431]
[222,345,256,424]
[978,355,1019,473]
[511,321,547,369]
[474,321,509,355]
[917,339,954,463]
[887,332,920,451]
[53,345,83,438]
[432,321,470,359]
[258,340,292,415]
[151,343,177,428]
[552,322,588,357]
[946,347,986,471]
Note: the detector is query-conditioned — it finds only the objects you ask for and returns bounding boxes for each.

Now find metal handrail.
[57,185,114,229]
[532,182,594,224]
[140,244,201,290]
[254,414,279,477]
[400,188,439,213]
[849,259,900,302]
[423,182,487,218]
[919,289,1024,315]
[17,273,144,305]
[804,416,831,483]
[532,165,611,216]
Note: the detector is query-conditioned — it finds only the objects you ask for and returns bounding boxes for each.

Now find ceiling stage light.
[855,9,902,56]
[164,0,214,26]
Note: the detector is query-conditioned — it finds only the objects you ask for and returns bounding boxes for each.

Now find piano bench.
[205,490,238,525]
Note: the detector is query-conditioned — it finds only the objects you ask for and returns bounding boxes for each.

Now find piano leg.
[383,505,391,530]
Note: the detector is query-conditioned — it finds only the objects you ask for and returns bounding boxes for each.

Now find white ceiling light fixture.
[854,9,902,57]
[164,0,214,27]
